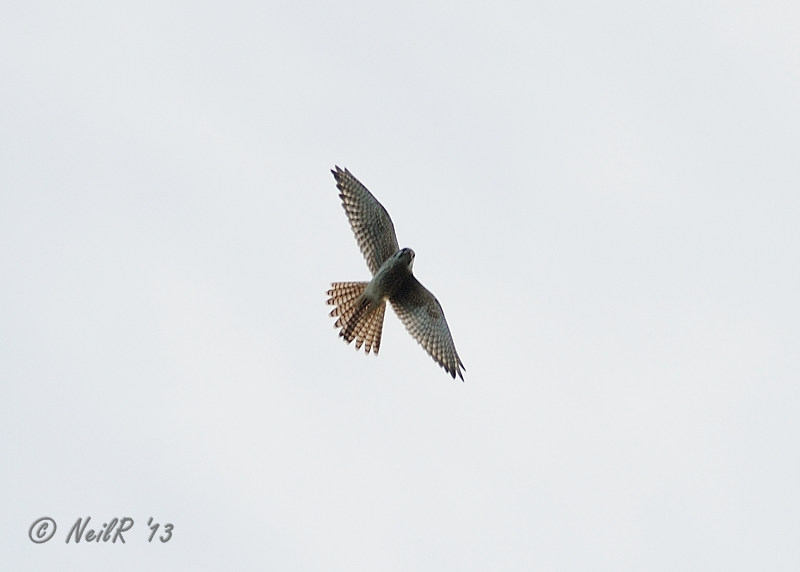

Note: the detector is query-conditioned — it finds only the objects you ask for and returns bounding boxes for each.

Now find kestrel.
[326,166,465,380]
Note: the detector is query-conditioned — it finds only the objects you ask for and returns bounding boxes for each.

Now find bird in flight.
[327,166,466,380]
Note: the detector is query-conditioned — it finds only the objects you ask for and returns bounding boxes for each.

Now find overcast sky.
[2,1,799,570]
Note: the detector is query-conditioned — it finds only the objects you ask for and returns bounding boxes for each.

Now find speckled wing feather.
[332,166,400,275]
[390,277,465,380]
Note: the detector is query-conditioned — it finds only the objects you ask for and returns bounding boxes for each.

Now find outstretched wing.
[390,277,465,380]
[332,166,400,275]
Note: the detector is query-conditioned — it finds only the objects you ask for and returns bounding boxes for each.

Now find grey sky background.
[2,1,798,570]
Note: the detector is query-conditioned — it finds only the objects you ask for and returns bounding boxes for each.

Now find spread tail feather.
[327,282,386,354]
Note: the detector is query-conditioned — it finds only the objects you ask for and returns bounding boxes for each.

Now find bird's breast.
[366,256,413,301]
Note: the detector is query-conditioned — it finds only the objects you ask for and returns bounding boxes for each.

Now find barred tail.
[327,281,386,354]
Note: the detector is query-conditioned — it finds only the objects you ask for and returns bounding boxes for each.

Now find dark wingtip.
[447,364,465,381]
[332,166,349,187]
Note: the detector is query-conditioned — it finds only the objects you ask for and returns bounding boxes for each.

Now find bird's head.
[398,247,415,271]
